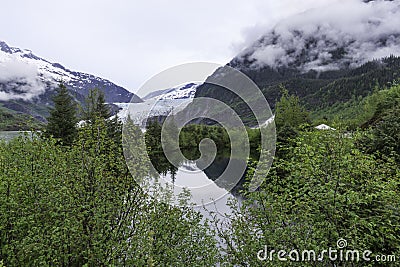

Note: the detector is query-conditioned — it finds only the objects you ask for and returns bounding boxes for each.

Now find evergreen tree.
[83,88,111,122]
[45,83,78,146]
[82,88,123,144]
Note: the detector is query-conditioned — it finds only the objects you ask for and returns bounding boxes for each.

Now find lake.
[0,131,31,141]
[154,155,247,220]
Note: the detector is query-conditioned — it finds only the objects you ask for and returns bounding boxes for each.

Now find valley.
[1,0,400,266]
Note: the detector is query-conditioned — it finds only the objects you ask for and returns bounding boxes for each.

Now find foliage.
[3,67,400,266]
[311,82,400,129]
[274,87,310,156]
[275,87,310,130]
[361,109,400,161]
[217,130,400,266]
[0,119,219,266]
[345,83,400,160]
[145,119,261,159]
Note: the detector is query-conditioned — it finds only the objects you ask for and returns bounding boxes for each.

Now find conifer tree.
[83,88,111,122]
[82,88,122,144]
[45,83,78,146]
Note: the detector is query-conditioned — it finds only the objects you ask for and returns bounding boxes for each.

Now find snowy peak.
[0,40,141,122]
[0,40,140,104]
[0,41,43,61]
[157,82,199,100]
[143,82,199,101]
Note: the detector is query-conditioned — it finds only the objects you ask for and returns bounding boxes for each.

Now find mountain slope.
[0,106,43,130]
[0,41,142,122]
[194,0,400,125]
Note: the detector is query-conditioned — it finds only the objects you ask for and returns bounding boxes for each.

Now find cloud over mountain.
[0,55,48,101]
[238,0,400,72]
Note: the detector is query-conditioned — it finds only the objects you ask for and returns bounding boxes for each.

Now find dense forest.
[1,79,400,266]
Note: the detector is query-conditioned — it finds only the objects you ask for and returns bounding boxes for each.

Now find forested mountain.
[194,0,400,125]
[195,55,400,126]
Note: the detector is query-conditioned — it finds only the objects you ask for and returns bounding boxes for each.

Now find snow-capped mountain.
[117,82,200,127]
[143,82,199,101]
[0,40,141,121]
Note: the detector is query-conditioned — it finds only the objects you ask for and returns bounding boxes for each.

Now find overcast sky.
[0,0,336,93]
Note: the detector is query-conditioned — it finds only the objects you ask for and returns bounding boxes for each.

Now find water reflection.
[149,148,256,201]
[160,159,242,220]
[147,147,253,213]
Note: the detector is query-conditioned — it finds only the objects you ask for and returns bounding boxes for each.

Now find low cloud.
[238,0,400,71]
[0,54,47,101]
